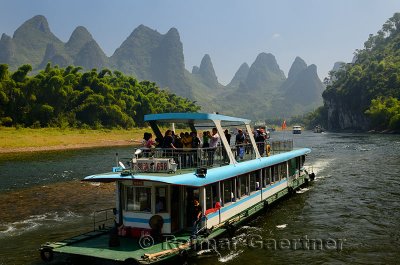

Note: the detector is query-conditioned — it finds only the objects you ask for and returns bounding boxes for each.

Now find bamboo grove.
[0,63,200,128]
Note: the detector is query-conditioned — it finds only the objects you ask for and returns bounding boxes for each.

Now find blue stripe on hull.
[123,217,171,224]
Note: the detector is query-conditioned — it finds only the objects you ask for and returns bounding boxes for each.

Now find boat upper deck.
[84,112,311,186]
[83,147,311,187]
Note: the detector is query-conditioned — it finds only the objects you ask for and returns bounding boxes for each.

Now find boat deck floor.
[50,230,193,262]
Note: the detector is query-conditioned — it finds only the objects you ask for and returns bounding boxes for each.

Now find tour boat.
[39,112,314,264]
[314,125,324,133]
[292,125,302,134]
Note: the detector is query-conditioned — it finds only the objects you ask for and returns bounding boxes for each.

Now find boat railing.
[124,140,294,172]
[269,139,293,154]
[134,145,238,170]
[93,208,115,231]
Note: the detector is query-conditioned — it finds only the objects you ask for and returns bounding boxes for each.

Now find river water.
[0,132,399,265]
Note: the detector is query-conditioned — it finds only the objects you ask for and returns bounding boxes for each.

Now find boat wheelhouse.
[40,112,314,264]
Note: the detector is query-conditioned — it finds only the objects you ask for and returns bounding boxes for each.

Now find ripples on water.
[1,133,400,264]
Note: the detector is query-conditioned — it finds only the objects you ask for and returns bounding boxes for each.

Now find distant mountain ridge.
[0,15,325,120]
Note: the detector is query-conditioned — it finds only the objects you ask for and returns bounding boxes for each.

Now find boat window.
[289,159,297,176]
[263,167,271,187]
[235,176,240,198]
[205,183,219,210]
[272,165,279,182]
[222,178,235,205]
[125,186,151,212]
[239,174,248,197]
[279,162,287,179]
[249,171,257,193]
[256,170,262,190]
[155,187,168,213]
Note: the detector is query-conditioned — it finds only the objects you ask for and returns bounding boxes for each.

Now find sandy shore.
[0,139,136,154]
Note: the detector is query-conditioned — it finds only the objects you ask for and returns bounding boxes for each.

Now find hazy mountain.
[1,15,65,67]
[0,34,16,65]
[192,54,219,89]
[281,57,325,114]
[192,66,200,74]
[111,26,191,97]
[284,63,324,106]
[152,28,191,97]
[0,15,327,120]
[332,61,345,72]
[287,56,307,79]
[65,26,94,57]
[228,63,249,88]
[111,24,161,80]
[74,40,108,70]
[38,43,71,68]
[244,53,286,91]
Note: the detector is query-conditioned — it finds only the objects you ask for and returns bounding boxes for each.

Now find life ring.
[40,247,54,262]
[266,145,271,156]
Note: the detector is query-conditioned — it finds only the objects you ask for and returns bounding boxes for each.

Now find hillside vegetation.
[307,13,400,132]
[0,63,200,128]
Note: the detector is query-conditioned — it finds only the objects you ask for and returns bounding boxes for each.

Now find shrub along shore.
[0,127,149,154]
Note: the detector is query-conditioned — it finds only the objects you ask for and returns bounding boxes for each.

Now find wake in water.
[218,250,244,262]
[308,158,335,175]
[0,211,81,238]
[296,187,310,194]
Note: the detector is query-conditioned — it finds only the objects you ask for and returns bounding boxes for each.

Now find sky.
[1,0,400,85]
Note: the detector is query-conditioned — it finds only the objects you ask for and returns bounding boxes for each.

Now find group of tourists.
[139,126,268,165]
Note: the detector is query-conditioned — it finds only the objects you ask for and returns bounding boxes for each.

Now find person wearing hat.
[255,128,266,156]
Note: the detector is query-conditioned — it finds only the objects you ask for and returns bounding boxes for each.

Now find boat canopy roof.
[144,112,250,125]
[83,148,311,187]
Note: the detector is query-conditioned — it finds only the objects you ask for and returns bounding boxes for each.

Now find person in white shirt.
[208,128,219,165]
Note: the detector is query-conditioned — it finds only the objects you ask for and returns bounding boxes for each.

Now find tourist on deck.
[191,132,201,166]
[235,129,245,160]
[144,133,155,148]
[208,128,219,165]
[202,131,210,148]
[162,130,176,156]
[255,129,266,156]
[182,132,193,167]
[223,129,231,162]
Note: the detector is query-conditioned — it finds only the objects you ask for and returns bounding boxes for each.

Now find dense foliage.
[0,63,200,128]
[365,96,400,130]
[318,13,400,131]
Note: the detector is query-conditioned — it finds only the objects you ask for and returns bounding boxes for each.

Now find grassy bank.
[0,127,150,153]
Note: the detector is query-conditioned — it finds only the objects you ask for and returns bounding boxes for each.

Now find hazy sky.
[1,0,400,84]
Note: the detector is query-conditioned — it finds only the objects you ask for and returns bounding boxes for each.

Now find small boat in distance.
[39,112,315,264]
[293,125,302,134]
[314,125,324,133]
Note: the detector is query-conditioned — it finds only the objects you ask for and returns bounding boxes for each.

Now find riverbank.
[0,127,149,154]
